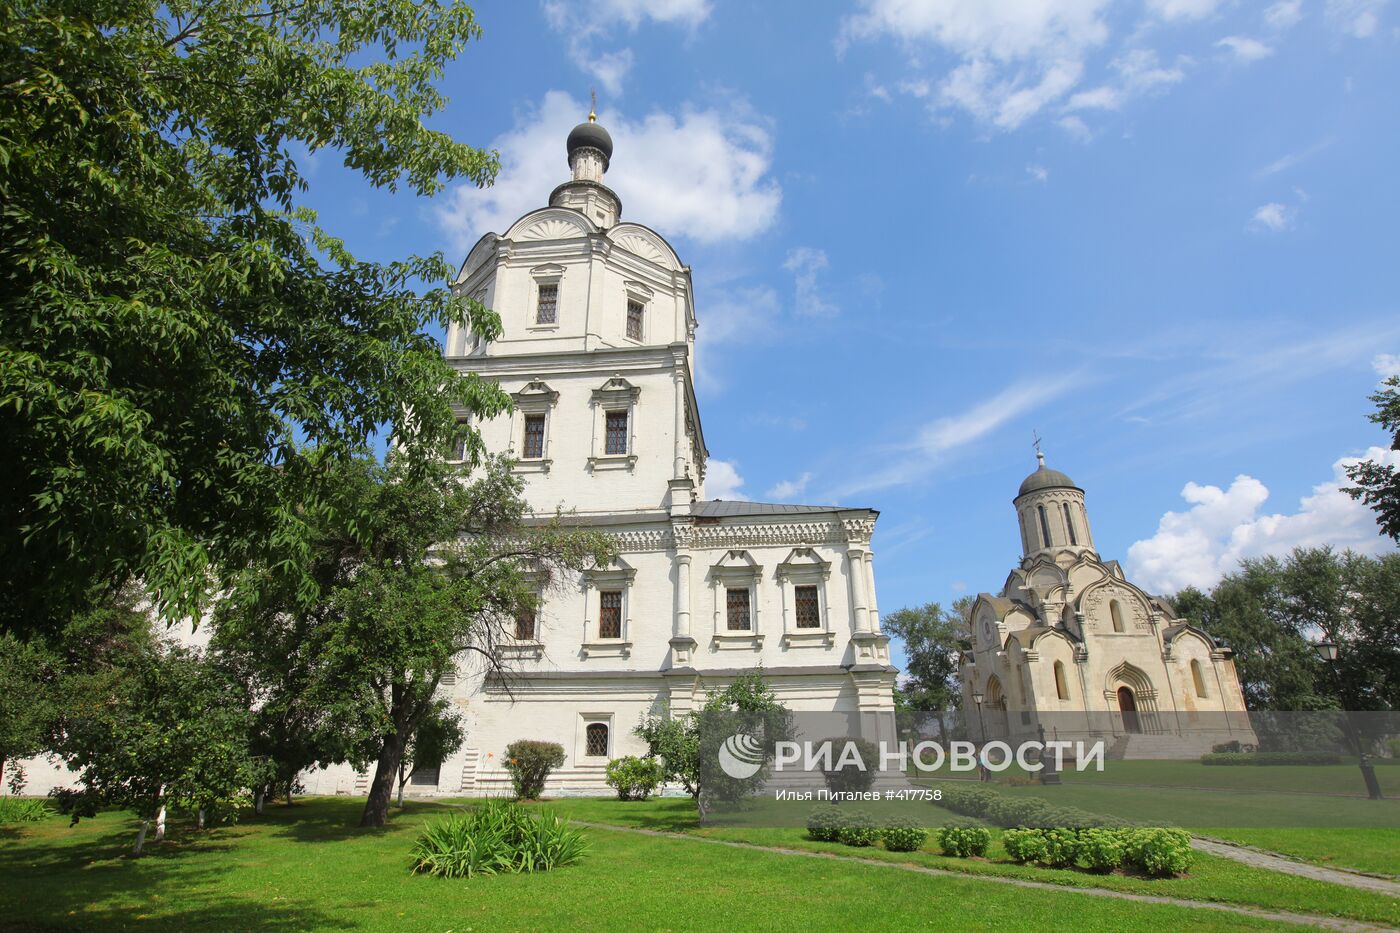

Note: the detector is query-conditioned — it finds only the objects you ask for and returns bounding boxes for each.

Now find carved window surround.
[528,264,564,331]
[588,376,640,472]
[775,547,834,648]
[623,280,653,345]
[709,550,763,651]
[580,559,635,658]
[510,380,558,474]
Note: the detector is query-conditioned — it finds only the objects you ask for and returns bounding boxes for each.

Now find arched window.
[1063,503,1078,545]
[1037,505,1052,548]
[1191,659,1208,698]
[585,722,609,757]
[1110,599,1125,633]
[1054,661,1070,701]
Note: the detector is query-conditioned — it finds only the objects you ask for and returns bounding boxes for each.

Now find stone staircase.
[1108,732,1221,760]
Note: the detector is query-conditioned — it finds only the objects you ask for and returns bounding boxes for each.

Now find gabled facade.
[959,454,1255,756]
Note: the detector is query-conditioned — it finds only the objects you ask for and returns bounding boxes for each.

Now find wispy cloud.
[542,0,712,96]
[784,248,840,318]
[1216,36,1275,63]
[1249,201,1294,232]
[766,472,814,501]
[1255,139,1332,178]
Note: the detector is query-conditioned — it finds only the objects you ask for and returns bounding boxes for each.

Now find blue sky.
[299,0,1399,656]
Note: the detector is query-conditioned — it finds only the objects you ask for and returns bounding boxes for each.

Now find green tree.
[1346,375,1400,542]
[884,602,965,711]
[0,634,58,790]
[395,703,465,808]
[56,619,256,854]
[217,452,612,828]
[0,0,508,639]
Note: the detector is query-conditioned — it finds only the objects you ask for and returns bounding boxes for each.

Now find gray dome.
[1018,462,1078,497]
[567,120,613,164]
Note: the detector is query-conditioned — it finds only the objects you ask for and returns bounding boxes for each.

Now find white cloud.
[543,0,712,95]
[783,248,840,318]
[1027,162,1050,182]
[1058,114,1093,140]
[1065,49,1185,113]
[835,373,1084,496]
[840,0,1111,129]
[1249,201,1294,232]
[435,91,781,252]
[767,472,814,501]
[1264,0,1304,29]
[1326,0,1389,37]
[1147,0,1223,20]
[1126,448,1400,593]
[1216,36,1275,62]
[705,458,748,500]
[1374,353,1400,378]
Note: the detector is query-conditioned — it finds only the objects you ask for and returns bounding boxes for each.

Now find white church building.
[411,111,895,795]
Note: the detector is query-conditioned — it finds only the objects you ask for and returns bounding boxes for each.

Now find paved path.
[574,821,1396,932]
[1193,837,1400,897]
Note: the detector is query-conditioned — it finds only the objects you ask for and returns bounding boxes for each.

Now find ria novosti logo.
[718,733,766,779]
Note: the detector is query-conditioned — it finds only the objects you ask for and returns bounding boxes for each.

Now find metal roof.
[692,500,854,518]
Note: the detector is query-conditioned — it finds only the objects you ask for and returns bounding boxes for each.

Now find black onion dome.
[567,120,613,164]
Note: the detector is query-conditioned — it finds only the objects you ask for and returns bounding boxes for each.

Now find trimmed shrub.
[0,796,49,824]
[819,736,879,794]
[1001,827,1048,863]
[1040,828,1082,868]
[410,800,587,879]
[837,810,880,847]
[937,819,991,858]
[938,784,998,818]
[807,805,845,842]
[1123,828,1194,877]
[604,756,664,801]
[1079,828,1127,873]
[1212,740,1243,754]
[1200,752,1341,766]
[882,817,928,853]
[504,741,567,800]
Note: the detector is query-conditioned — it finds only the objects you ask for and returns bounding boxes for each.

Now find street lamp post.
[1037,722,1061,785]
[971,691,985,743]
[1313,639,1384,801]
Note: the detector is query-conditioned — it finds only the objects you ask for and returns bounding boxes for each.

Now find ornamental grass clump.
[410,800,587,879]
[503,741,566,800]
[0,797,49,824]
[937,819,991,858]
[881,817,928,853]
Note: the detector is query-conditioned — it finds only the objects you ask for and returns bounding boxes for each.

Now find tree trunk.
[133,819,150,857]
[285,781,294,806]
[360,733,408,828]
[197,808,205,830]
[154,802,167,842]
[255,790,264,815]
[396,776,406,808]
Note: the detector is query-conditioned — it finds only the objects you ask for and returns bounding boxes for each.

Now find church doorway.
[1117,686,1141,733]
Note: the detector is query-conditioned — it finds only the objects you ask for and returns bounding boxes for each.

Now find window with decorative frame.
[599,590,623,639]
[536,282,558,324]
[726,587,751,631]
[708,550,763,649]
[515,605,537,641]
[522,414,546,459]
[580,558,635,658]
[794,585,821,628]
[626,299,644,340]
[584,722,609,757]
[774,547,832,647]
[589,377,640,471]
[605,411,628,455]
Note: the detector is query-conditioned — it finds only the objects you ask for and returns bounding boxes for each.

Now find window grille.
[585,722,609,757]
[605,411,628,455]
[515,606,536,641]
[599,591,622,639]
[626,299,644,340]
[537,283,558,324]
[523,414,545,459]
[794,585,821,629]
[726,587,751,631]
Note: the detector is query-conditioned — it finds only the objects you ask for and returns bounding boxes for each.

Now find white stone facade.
[959,455,1255,758]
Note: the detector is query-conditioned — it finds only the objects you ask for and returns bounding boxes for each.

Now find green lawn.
[0,798,1307,932]
[1197,827,1400,877]
[529,797,1400,927]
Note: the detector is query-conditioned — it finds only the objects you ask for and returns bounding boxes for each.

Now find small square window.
[599,590,622,639]
[605,411,628,455]
[626,299,644,340]
[726,587,751,631]
[794,585,821,629]
[537,283,558,325]
[515,606,536,641]
[585,722,609,757]
[522,414,545,459]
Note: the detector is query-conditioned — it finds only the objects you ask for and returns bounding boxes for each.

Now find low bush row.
[1004,826,1193,876]
[936,783,1128,829]
[807,807,929,852]
[1200,751,1342,766]
[411,799,587,879]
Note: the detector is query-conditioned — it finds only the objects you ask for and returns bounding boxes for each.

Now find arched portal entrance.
[1117,686,1140,733]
